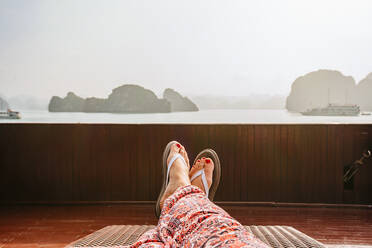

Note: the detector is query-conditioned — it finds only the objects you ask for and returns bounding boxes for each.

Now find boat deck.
[1,204,371,248]
[1,124,371,247]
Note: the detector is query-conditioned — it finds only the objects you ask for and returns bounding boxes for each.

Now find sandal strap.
[166,153,187,185]
[190,169,209,198]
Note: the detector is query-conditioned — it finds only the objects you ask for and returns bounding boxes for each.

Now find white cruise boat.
[301,104,360,116]
[0,109,21,119]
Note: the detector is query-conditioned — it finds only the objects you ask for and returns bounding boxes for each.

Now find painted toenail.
[197,159,201,162]
[176,144,181,148]
[205,159,211,164]
[202,157,205,160]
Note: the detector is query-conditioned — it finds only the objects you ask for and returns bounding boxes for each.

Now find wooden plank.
[318,126,329,203]
[91,124,110,201]
[353,125,372,204]
[136,125,146,201]
[246,125,258,201]
[0,124,19,201]
[231,125,240,201]
[309,125,322,203]
[279,125,288,202]
[300,125,310,203]
[267,125,276,201]
[342,125,356,203]
[46,124,74,201]
[300,125,315,203]
[252,125,262,201]
[286,125,296,202]
[262,125,275,201]
[293,125,303,202]
[239,125,247,201]
[272,125,282,202]
[245,125,255,201]
[327,125,344,203]
[108,125,130,200]
[220,125,234,201]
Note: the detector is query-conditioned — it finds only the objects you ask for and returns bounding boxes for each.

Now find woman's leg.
[130,228,165,248]
[130,142,191,248]
[158,154,268,247]
[132,143,269,247]
[157,185,269,247]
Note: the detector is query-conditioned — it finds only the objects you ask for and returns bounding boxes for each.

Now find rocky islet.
[48,84,198,113]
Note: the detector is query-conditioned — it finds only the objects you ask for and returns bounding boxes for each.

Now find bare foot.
[189,157,214,195]
[159,143,191,210]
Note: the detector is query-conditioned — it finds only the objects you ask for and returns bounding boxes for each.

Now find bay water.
[1,109,372,124]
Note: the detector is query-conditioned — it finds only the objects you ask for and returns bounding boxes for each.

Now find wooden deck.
[1,204,371,247]
[1,124,371,247]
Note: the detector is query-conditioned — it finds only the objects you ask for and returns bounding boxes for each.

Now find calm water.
[1,109,372,124]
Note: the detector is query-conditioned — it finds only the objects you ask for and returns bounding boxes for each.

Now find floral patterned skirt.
[129,185,269,248]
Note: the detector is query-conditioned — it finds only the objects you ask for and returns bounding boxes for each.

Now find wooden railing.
[0,124,371,204]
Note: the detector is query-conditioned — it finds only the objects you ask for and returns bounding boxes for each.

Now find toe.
[180,148,190,169]
[180,145,189,163]
[204,157,214,186]
[170,142,181,153]
[167,142,182,165]
[189,159,204,178]
[204,157,214,170]
[189,165,197,178]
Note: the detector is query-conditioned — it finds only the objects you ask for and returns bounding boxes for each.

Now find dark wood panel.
[242,125,255,201]
[0,124,371,204]
[318,126,329,203]
[108,125,129,200]
[286,125,297,202]
[48,125,75,201]
[279,126,288,202]
[354,126,372,203]
[342,125,356,203]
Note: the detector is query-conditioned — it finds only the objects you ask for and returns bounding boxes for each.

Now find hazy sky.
[0,0,371,99]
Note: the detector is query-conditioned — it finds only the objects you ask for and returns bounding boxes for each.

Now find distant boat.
[301,104,360,116]
[0,109,21,119]
[361,111,371,116]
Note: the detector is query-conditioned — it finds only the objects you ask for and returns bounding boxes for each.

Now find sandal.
[155,141,188,218]
[191,149,221,201]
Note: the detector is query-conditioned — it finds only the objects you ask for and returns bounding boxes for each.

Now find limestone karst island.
[286,69,372,115]
[48,84,198,113]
